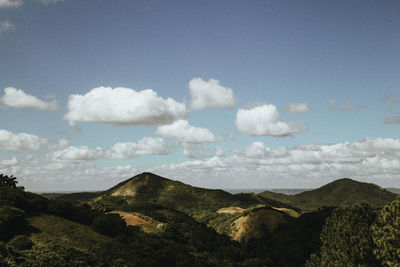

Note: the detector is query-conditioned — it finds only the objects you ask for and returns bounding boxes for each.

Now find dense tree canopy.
[317,204,379,266]
[371,196,400,267]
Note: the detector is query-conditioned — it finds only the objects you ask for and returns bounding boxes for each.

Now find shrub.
[7,235,33,251]
[91,214,126,237]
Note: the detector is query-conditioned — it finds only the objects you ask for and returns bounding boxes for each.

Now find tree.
[318,203,379,266]
[371,196,400,266]
[0,174,18,188]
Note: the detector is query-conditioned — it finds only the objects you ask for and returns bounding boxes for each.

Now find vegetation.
[0,174,18,188]
[1,173,400,266]
[371,196,400,266]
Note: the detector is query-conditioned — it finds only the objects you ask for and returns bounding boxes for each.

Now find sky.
[0,0,400,191]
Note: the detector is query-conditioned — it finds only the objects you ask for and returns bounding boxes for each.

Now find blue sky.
[0,0,400,191]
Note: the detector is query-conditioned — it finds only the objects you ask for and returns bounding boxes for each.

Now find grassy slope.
[94,172,296,215]
[259,178,397,210]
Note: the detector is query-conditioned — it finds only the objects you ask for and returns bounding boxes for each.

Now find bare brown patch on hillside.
[111,211,150,226]
[217,207,245,214]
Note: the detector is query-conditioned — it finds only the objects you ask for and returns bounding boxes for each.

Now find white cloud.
[47,138,70,150]
[1,87,58,110]
[0,0,22,8]
[39,0,63,4]
[64,86,187,126]
[235,104,307,136]
[51,146,105,161]
[0,130,48,151]
[189,78,235,110]
[150,138,400,188]
[3,137,400,191]
[214,146,225,157]
[49,137,170,161]
[109,137,169,158]
[0,157,18,167]
[0,20,14,33]
[156,120,219,144]
[284,102,309,113]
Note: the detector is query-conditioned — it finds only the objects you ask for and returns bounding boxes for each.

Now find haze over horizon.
[1,0,400,191]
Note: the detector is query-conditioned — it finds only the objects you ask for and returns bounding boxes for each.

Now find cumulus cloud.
[0,20,14,33]
[156,120,219,144]
[49,137,170,162]
[109,137,169,158]
[235,104,307,137]
[64,86,187,126]
[0,130,48,151]
[0,0,22,8]
[384,116,400,124]
[1,87,58,110]
[189,78,235,110]
[51,146,105,161]
[284,102,309,113]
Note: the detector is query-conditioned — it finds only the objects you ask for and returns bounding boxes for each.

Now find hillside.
[259,178,397,211]
[92,172,296,215]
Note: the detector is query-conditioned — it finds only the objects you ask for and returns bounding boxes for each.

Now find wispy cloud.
[0,20,14,34]
[384,116,400,124]
[0,0,22,9]
[284,102,309,113]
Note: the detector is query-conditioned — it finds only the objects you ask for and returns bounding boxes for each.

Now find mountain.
[258,178,397,211]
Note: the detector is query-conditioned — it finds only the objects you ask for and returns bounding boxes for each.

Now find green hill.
[259,178,397,211]
[93,172,296,216]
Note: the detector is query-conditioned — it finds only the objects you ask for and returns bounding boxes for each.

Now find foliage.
[7,235,34,251]
[371,196,400,266]
[0,205,27,240]
[91,214,126,237]
[318,203,380,266]
[245,207,334,267]
[0,174,18,188]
